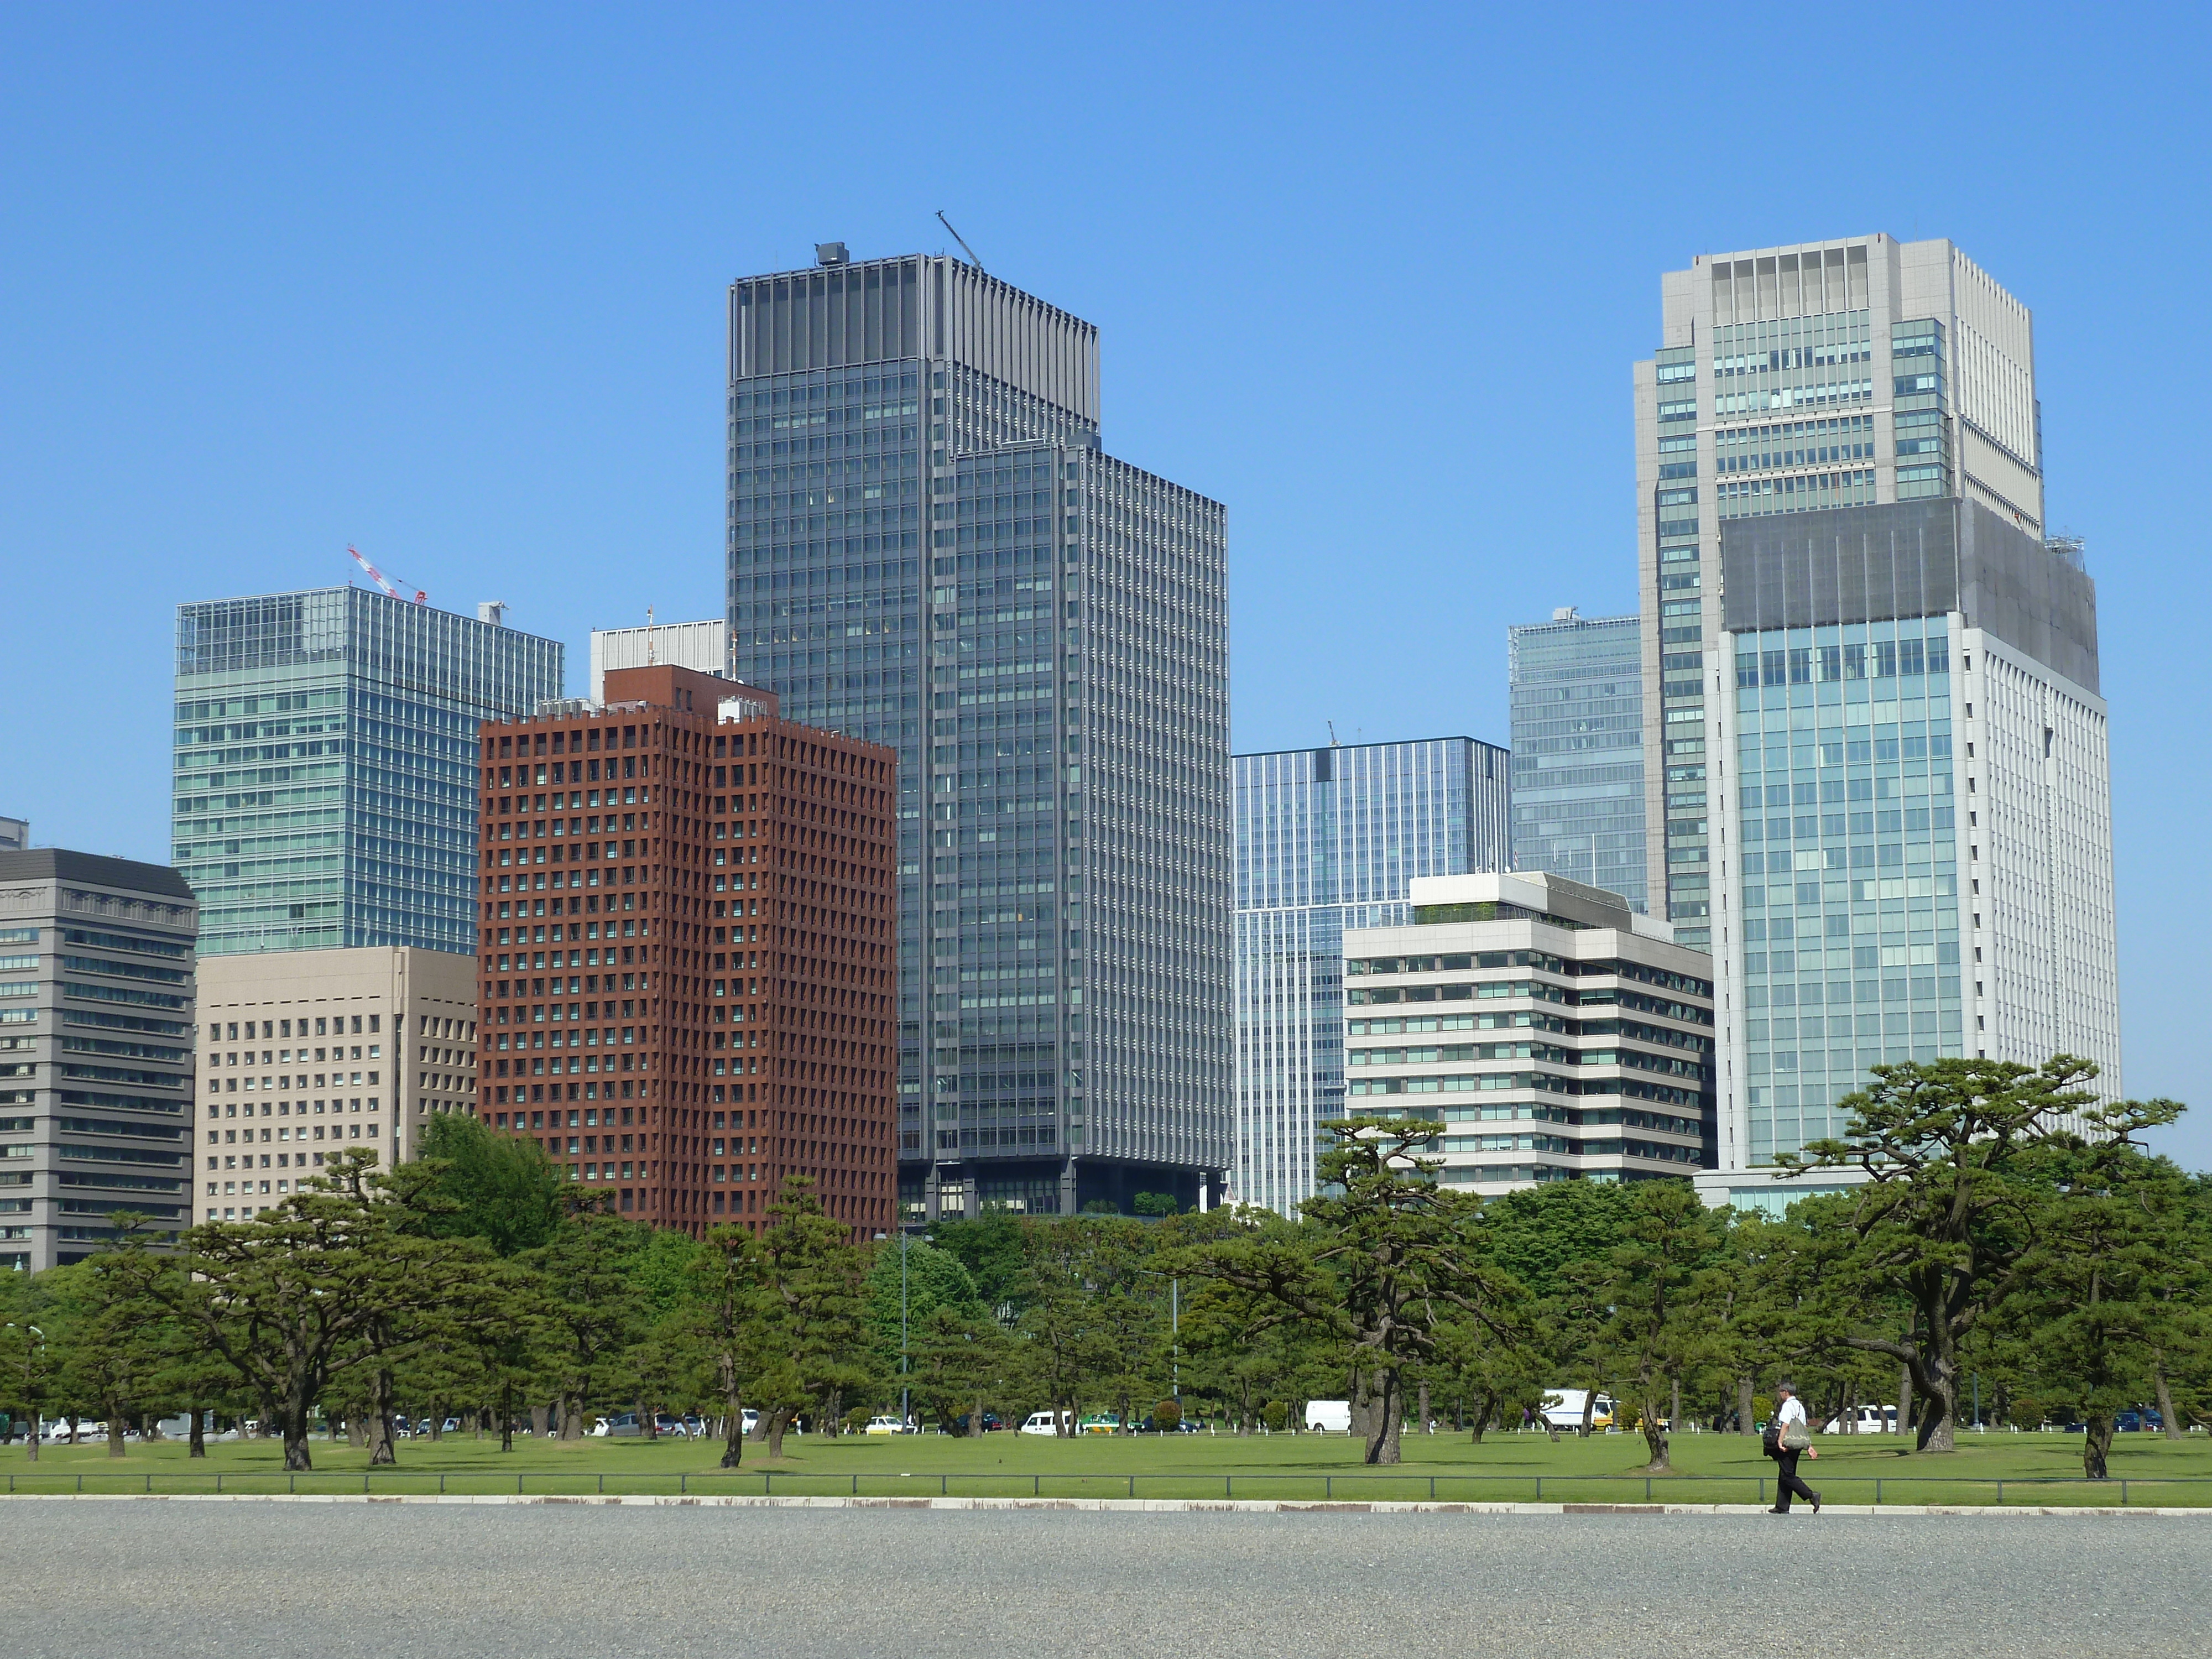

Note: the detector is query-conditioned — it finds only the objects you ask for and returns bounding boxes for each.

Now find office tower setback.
[174,587,564,957]
[1342,872,1713,1192]
[1635,236,2045,948]
[1701,501,2117,1202]
[192,946,479,1223]
[0,817,27,853]
[1629,234,2120,1203]
[1233,738,1509,1214]
[726,249,1231,1219]
[476,664,897,1241]
[591,619,728,702]
[1509,609,1647,911]
[0,849,198,1272]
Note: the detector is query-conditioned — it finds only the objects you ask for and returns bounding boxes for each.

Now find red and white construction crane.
[347,545,427,606]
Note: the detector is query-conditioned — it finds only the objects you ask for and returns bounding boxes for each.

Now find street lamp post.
[900,1226,910,1429]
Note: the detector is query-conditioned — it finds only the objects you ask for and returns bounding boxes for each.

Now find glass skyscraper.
[1635,236,2047,948]
[724,249,1230,1218]
[1232,738,1509,1214]
[173,588,564,956]
[1628,237,2121,1199]
[1508,609,1646,911]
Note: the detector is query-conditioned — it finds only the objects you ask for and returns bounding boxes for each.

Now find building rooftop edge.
[0,848,199,902]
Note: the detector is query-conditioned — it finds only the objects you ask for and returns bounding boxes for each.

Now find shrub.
[1261,1401,1288,1432]
[1152,1398,1181,1431]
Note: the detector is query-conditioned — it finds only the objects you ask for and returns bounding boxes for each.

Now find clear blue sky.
[5,3,2208,1165]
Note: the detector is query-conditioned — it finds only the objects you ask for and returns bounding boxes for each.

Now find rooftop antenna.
[935,211,985,273]
[646,605,657,665]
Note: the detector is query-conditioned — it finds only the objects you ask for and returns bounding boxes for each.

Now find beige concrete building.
[1341,872,1714,1193]
[193,947,478,1222]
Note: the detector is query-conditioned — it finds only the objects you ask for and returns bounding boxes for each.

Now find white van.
[1539,1390,1615,1430]
[1304,1400,1352,1433]
[1019,1410,1073,1436]
[1824,1405,1899,1434]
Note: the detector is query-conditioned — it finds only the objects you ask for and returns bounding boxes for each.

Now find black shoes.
[1768,1505,1789,1514]
[1811,1493,1823,1512]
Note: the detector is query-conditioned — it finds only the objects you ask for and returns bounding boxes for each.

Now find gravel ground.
[12,1501,2205,1658]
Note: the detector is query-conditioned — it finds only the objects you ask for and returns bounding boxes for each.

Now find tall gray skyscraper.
[1627,236,2120,1205]
[1508,608,1646,911]
[725,249,1230,1218]
[173,588,564,956]
[1233,737,1509,1214]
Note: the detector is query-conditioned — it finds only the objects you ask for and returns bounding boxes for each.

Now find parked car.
[2115,1408,2165,1433]
[1140,1415,1202,1433]
[1079,1413,1121,1435]
[653,1413,688,1438]
[1018,1410,1073,1436]
[593,1412,643,1438]
[952,1411,1004,1434]
[864,1415,911,1436]
[1824,1406,1900,1434]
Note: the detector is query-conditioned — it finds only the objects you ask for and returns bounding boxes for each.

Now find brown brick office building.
[473,664,897,1240]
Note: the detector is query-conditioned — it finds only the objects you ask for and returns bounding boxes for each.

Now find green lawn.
[7,1424,2209,1504]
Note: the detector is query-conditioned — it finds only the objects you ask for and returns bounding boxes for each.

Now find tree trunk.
[1671,1378,1681,1438]
[1913,1342,1958,1453]
[765,1407,789,1459]
[972,1387,985,1438]
[1639,1363,1670,1472]
[1738,1374,1756,1437]
[1469,1389,1493,1444]
[530,1401,549,1438]
[281,1381,315,1472]
[561,1395,583,1440]
[500,1381,515,1453]
[2083,1413,2115,1480]
[1417,1381,1431,1436]
[1364,1368,1403,1465]
[720,1384,745,1469]
[1578,1390,1595,1439]
[348,1414,367,1448]
[429,1403,444,1442]
[189,1407,206,1458]
[1897,1363,1912,1441]
[2152,1356,2183,1442]
[107,1412,127,1458]
[366,1369,398,1466]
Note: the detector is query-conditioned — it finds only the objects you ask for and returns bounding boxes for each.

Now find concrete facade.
[192,945,479,1223]
[1342,872,1713,1194]
[589,620,728,702]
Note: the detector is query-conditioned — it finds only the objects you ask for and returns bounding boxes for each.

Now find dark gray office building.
[724,248,1230,1219]
[1,850,198,1272]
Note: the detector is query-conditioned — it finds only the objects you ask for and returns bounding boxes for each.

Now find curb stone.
[1,1492,2205,1518]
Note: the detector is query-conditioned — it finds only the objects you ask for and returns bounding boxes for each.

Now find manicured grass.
[6,1423,2209,1504]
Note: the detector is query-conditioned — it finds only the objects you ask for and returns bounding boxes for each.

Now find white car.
[1018,1410,1073,1436]
[1824,1405,1900,1434]
[863,1415,911,1436]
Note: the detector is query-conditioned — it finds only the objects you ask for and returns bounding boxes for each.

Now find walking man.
[1766,1381,1821,1515]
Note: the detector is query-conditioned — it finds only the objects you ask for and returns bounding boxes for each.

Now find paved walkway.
[15,1497,2210,1657]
